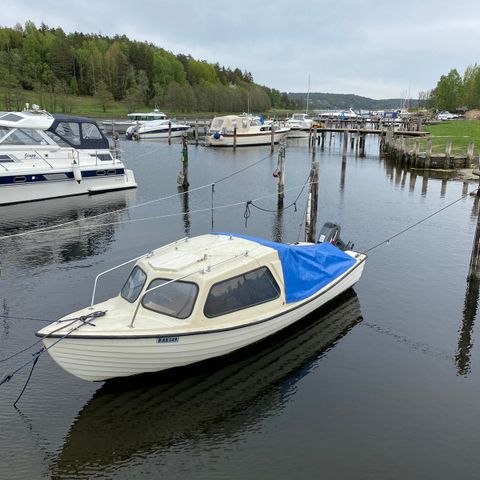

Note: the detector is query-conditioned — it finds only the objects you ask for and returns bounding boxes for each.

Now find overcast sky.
[3,0,480,98]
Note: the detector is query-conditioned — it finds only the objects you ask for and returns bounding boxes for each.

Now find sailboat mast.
[306,74,311,114]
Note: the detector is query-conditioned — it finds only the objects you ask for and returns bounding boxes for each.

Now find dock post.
[305,161,319,243]
[233,127,237,150]
[270,124,275,154]
[445,140,452,168]
[180,134,189,187]
[414,139,420,167]
[312,127,317,153]
[425,139,432,169]
[277,135,286,207]
[350,131,355,150]
[342,130,348,160]
[168,121,172,145]
[194,120,199,146]
[467,142,475,166]
[308,126,313,148]
[321,131,325,150]
[360,134,366,157]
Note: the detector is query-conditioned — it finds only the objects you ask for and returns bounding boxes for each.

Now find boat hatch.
[148,251,205,272]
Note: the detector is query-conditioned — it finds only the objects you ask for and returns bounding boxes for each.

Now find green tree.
[94,80,114,112]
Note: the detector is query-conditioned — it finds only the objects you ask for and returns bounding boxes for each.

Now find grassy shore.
[413,120,480,155]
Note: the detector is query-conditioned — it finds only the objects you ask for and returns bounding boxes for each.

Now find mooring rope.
[0,311,106,406]
[0,153,273,241]
[364,188,477,253]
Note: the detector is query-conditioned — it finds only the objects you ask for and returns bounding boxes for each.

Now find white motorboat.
[102,109,169,133]
[285,113,314,138]
[0,107,137,205]
[125,118,190,140]
[36,227,366,381]
[206,115,289,147]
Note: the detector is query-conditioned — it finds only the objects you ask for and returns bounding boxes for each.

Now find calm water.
[0,134,479,479]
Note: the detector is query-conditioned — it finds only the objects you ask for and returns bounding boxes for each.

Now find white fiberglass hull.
[207,129,289,147]
[286,129,310,139]
[41,257,365,381]
[0,169,137,205]
[139,129,188,139]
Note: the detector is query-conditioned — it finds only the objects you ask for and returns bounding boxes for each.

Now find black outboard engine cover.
[317,222,353,251]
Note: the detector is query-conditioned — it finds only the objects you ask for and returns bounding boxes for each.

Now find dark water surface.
[1,135,479,479]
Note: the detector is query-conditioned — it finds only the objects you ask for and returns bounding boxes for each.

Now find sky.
[3,0,480,99]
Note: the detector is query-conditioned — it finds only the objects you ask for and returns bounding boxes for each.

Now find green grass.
[410,120,480,156]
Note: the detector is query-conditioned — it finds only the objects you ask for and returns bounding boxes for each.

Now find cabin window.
[142,278,198,319]
[121,266,147,303]
[82,123,103,140]
[0,128,47,146]
[54,122,81,146]
[204,267,280,318]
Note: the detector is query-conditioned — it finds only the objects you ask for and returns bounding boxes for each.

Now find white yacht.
[0,108,137,205]
[206,115,289,147]
[125,118,190,140]
[285,113,314,138]
[36,229,366,381]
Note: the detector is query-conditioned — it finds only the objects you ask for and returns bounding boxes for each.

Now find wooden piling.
[312,127,317,153]
[425,139,432,169]
[321,131,325,150]
[342,130,348,160]
[194,120,199,146]
[467,142,475,165]
[414,139,420,167]
[277,136,286,207]
[270,124,275,154]
[181,134,189,187]
[233,127,237,150]
[168,121,172,145]
[305,161,319,243]
[445,140,452,168]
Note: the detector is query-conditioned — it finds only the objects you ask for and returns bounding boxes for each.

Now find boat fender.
[72,161,82,183]
[213,131,221,140]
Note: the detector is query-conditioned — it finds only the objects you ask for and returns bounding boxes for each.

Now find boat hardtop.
[37,233,361,336]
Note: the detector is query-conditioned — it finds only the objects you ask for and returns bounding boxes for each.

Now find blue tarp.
[213,233,356,303]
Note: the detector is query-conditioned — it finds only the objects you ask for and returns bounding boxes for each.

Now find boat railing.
[89,238,187,309]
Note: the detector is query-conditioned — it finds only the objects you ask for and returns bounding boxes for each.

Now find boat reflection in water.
[0,189,135,267]
[53,290,363,478]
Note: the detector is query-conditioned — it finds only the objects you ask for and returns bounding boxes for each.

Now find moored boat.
[36,229,366,381]
[125,118,190,140]
[0,107,137,205]
[206,115,289,147]
[285,113,314,138]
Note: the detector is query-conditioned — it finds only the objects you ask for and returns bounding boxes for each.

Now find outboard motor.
[317,222,353,251]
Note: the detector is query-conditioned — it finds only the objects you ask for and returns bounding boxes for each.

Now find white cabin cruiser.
[36,227,366,381]
[0,108,136,205]
[285,113,314,138]
[206,115,289,147]
[125,118,190,140]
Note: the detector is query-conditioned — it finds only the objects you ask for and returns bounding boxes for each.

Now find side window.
[204,267,280,318]
[142,279,198,319]
[55,122,81,146]
[82,123,103,140]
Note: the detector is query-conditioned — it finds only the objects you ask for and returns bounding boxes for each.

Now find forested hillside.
[287,92,416,110]
[0,22,293,114]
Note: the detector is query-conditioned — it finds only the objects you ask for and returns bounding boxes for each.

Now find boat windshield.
[0,127,48,146]
[142,278,198,319]
[121,266,147,303]
[211,118,224,130]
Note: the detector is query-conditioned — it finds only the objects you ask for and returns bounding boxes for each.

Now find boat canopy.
[213,233,356,303]
[48,115,109,149]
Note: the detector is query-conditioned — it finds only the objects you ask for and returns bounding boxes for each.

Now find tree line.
[0,22,296,113]
[419,65,480,112]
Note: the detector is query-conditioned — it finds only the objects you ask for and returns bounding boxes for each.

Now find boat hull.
[206,129,289,147]
[41,259,365,381]
[0,169,137,205]
[138,128,189,139]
